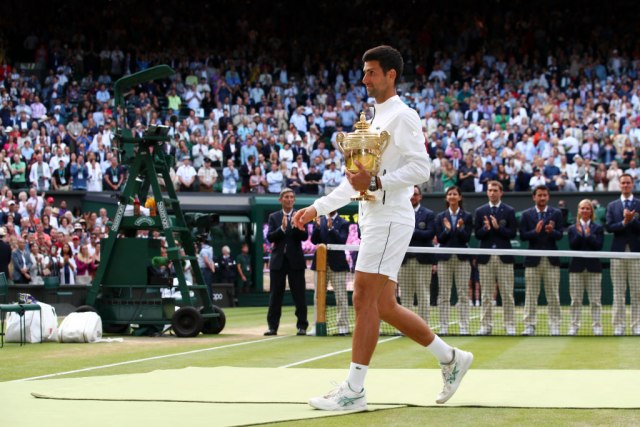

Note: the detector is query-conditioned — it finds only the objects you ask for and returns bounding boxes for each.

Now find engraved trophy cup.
[336,112,390,201]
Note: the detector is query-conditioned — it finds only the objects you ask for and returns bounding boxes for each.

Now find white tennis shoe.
[309,381,367,411]
[436,348,474,404]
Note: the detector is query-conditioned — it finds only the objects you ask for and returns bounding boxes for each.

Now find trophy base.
[351,191,376,201]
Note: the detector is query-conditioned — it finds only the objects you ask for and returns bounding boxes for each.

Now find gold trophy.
[336,112,390,201]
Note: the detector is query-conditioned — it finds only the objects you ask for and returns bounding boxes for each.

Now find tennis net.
[313,243,640,337]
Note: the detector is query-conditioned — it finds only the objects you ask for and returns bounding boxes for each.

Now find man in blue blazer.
[474,180,517,335]
[12,239,33,283]
[265,188,309,336]
[398,186,436,324]
[519,185,563,336]
[311,210,351,335]
[605,174,640,335]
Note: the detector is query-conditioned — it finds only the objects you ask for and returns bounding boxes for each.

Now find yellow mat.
[24,367,640,408]
[2,367,639,427]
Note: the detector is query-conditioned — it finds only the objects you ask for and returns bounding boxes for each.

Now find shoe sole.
[436,351,474,404]
[308,399,368,411]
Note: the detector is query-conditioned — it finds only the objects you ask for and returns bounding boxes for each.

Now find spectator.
[321,161,342,194]
[441,158,458,192]
[0,227,11,281]
[29,154,52,191]
[176,157,197,191]
[266,161,284,194]
[75,244,97,285]
[479,161,497,191]
[52,159,71,191]
[457,156,476,193]
[607,161,623,192]
[12,239,32,283]
[249,165,266,194]
[286,166,304,194]
[86,153,103,191]
[304,164,322,195]
[70,155,89,190]
[58,242,77,285]
[222,158,239,194]
[197,157,218,192]
[103,157,125,192]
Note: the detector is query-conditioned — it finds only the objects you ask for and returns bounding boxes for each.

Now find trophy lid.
[337,111,391,149]
[353,112,373,134]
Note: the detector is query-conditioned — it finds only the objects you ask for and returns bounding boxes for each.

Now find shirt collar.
[449,208,460,216]
[621,195,634,203]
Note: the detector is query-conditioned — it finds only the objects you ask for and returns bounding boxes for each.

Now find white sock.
[426,335,454,364]
[347,362,368,392]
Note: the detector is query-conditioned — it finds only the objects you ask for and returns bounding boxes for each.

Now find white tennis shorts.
[355,222,413,282]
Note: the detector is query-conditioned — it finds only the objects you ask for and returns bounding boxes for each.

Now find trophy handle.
[336,133,346,154]
[379,130,391,153]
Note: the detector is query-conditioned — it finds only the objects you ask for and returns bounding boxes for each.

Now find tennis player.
[293,45,473,411]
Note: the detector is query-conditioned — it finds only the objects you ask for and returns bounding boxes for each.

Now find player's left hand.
[293,207,317,230]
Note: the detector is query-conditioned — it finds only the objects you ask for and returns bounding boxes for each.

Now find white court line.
[11,335,289,383]
[278,336,402,368]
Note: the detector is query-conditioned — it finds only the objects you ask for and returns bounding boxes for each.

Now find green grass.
[2,306,640,426]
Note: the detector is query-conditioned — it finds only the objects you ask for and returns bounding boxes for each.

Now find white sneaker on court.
[614,326,625,336]
[593,326,603,336]
[522,325,535,336]
[550,325,560,336]
[568,327,577,336]
[436,348,474,404]
[459,326,469,336]
[309,381,367,411]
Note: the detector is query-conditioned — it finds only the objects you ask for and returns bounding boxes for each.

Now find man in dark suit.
[519,185,563,336]
[474,180,517,335]
[605,173,640,335]
[265,188,309,336]
[292,138,310,165]
[398,185,435,323]
[239,154,255,193]
[0,227,11,282]
[311,210,351,335]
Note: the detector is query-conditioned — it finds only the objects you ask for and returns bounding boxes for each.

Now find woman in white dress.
[86,152,103,192]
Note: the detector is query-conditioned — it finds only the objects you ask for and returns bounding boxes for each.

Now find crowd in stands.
[1,2,639,198]
[2,1,640,284]
[3,194,107,286]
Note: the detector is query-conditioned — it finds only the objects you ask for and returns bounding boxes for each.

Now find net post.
[316,243,327,336]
